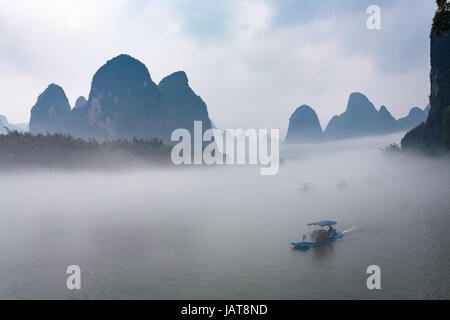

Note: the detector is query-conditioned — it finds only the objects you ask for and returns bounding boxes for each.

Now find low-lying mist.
[0,132,449,299]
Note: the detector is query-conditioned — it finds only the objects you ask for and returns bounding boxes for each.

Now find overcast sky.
[0,0,436,136]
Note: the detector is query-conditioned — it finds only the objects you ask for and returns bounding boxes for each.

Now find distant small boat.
[337,180,348,189]
[291,220,343,248]
[298,182,312,193]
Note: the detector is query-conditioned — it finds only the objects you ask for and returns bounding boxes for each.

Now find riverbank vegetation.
[0,130,172,169]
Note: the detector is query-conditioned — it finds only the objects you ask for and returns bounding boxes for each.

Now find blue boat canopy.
[308,220,337,226]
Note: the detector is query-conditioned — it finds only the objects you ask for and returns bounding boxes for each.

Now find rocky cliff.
[402,1,450,151]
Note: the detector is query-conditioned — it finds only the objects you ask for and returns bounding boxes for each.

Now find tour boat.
[291,220,343,248]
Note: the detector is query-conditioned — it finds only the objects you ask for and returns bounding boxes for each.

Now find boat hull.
[291,233,343,248]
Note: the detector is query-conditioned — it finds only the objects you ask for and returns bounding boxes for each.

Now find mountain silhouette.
[377,105,399,133]
[397,106,429,131]
[82,54,163,139]
[29,54,212,141]
[29,83,71,134]
[285,105,323,143]
[324,92,394,140]
[74,96,87,109]
[282,93,430,143]
[158,71,212,138]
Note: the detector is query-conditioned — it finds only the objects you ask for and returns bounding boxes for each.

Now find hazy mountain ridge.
[74,96,87,109]
[285,93,429,144]
[11,54,433,146]
[398,106,429,131]
[29,54,212,142]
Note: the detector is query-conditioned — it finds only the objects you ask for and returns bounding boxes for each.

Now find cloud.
[0,0,436,138]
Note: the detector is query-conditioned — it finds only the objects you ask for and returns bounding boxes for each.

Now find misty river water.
[0,133,449,299]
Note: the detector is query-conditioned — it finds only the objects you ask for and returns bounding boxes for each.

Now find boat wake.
[342,226,357,234]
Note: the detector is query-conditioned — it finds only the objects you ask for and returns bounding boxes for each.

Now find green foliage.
[433,0,450,35]
[437,0,447,10]
[0,131,172,169]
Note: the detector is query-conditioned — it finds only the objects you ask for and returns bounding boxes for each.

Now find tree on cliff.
[433,0,450,35]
